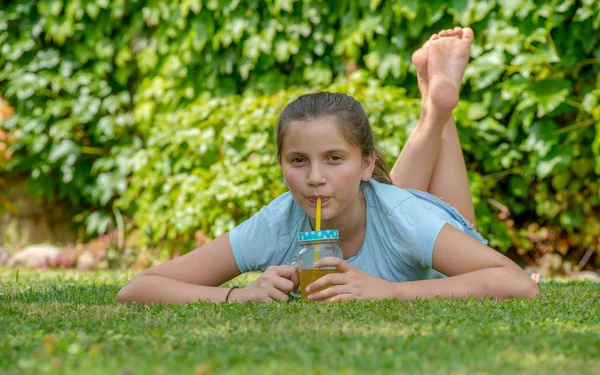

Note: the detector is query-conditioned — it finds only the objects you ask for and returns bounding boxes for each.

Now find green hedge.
[0,0,145,232]
[117,79,420,247]
[1,0,599,266]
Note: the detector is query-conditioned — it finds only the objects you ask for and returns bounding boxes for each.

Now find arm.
[306,224,538,301]
[116,233,242,304]
[117,233,300,304]
[389,224,539,300]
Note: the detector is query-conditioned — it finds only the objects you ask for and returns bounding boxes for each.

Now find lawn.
[1,269,599,375]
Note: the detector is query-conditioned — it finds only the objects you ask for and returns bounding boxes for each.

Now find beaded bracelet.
[225,286,239,303]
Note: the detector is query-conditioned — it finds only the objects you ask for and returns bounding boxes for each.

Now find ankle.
[420,98,452,128]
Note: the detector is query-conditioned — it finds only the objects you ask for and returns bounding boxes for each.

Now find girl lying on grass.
[117,27,539,304]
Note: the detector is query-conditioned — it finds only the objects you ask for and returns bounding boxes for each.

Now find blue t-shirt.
[229,179,468,282]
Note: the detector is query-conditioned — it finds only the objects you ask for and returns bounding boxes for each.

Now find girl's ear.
[361,151,376,181]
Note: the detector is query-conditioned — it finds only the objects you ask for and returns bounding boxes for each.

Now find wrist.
[228,286,245,302]
[389,281,405,301]
[224,286,240,303]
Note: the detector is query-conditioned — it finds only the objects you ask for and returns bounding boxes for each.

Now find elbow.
[500,262,540,300]
[116,275,144,303]
[504,267,539,300]
[520,276,539,300]
[116,284,132,303]
[491,266,540,300]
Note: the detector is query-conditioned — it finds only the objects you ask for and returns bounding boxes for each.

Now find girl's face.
[280,117,375,222]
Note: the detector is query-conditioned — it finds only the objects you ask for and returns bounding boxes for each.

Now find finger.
[268,286,289,301]
[306,273,347,293]
[259,295,274,303]
[314,257,352,272]
[271,277,295,294]
[309,285,347,302]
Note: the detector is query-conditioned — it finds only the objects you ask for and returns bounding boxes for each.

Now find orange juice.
[299,269,340,300]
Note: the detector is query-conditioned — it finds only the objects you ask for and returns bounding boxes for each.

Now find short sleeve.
[392,197,447,268]
[229,207,279,273]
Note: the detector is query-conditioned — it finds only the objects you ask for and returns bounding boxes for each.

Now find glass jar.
[296,229,343,300]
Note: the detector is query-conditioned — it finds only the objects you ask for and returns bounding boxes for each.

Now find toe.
[430,34,439,40]
[462,27,475,41]
[453,27,463,37]
[412,47,428,66]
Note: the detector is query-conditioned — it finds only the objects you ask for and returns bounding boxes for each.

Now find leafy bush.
[117,78,420,251]
[1,0,599,266]
[0,1,143,232]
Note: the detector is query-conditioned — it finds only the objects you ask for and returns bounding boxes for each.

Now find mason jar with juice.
[295,229,343,300]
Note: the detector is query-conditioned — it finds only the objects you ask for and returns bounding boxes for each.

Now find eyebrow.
[285,149,351,158]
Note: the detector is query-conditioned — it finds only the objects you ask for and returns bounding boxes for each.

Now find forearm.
[116,275,230,304]
[390,266,539,300]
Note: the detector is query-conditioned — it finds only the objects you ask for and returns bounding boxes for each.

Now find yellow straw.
[316,198,322,231]
[315,198,321,263]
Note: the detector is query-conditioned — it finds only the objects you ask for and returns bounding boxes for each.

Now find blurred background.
[0,0,599,279]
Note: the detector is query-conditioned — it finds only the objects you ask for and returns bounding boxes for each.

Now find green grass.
[1,269,599,375]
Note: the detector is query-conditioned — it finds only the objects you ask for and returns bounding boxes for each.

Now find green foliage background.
[1,0,599,265]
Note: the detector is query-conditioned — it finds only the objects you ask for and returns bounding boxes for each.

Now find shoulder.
[240,191,305,237]
[364,180,444,232]
[262,192,305,229]
[363,179,415,213]
[229,191,305,272]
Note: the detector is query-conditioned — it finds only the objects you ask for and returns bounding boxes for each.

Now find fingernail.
[314,262,320,268]
[308,295,314,300]
[305,286,311,293]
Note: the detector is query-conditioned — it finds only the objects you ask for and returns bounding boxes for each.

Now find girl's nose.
[306,165,326,186]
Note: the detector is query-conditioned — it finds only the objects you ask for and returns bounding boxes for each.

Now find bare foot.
[412,27,474,120]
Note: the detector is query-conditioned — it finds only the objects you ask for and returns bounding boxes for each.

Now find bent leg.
[390,112,443,191]
[390,27,476,225]
[428,116,475,225]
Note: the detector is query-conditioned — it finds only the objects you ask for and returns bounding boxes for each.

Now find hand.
[306,257,395,302]
[233,265,299,302]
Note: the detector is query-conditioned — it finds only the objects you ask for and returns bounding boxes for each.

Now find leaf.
[551,172,569,190]
[467,103,488,120]
[377,54,402,80]
[572,158,594,178]
[521,121,559,156]
[508,175,529,198]
[49,140,77,163]
[274,40,290,62]
[303,63,332,86]
[464,51,505,90]
[536,153,571,179]
[536,88,569,117]
[582,92,598,114]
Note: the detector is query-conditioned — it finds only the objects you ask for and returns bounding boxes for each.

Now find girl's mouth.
[306,196,330,205]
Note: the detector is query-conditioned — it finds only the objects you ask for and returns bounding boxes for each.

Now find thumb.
[290,267,299,290]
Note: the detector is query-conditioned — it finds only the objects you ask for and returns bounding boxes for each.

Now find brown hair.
[275,92,392,185]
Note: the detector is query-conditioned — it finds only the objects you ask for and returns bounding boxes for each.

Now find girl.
[117,27,538,304]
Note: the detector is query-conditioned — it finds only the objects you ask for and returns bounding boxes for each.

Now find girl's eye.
[328,155,343,162]
[291,157,306,164]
